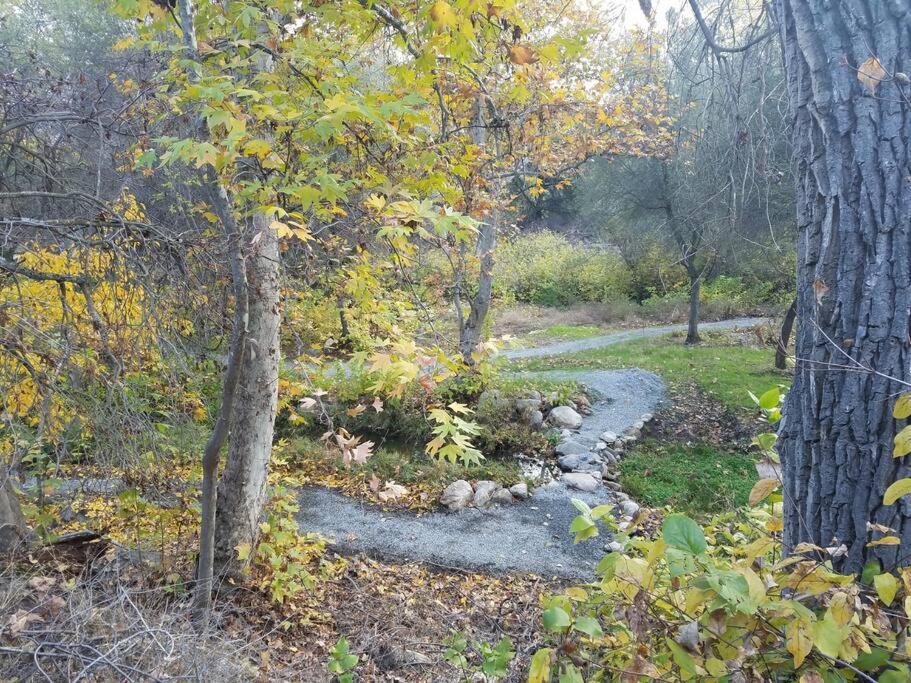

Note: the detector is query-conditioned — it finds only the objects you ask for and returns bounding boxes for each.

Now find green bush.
[493,231,632,305]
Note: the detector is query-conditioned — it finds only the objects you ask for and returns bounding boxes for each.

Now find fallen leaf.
[858,56,886,94]
[812,279,829,305]
[372,396,384,413]
[378,481,408,502]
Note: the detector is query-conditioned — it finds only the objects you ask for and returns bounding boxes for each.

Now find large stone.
[562,472,599,492]
[509,482,529,499]
[440,480,473,511]
[491,488,515,505]
[555,440,589,456]
[515,398,543,413]
[558,452,603,472]
[599,431,618,443]
[619,500,640,517]
[549,405,583,429]
[473,480,501,508]
[522,409,544,430]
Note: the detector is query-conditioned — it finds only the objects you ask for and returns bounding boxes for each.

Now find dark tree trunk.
[458,216,496,365]
[775,298,797,370]
[774,0,911,572]
[685,258,700,345]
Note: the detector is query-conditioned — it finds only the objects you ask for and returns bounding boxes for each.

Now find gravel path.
[502,317,766,360]
[296,317,765,578]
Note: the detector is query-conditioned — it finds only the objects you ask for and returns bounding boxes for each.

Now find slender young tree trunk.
[775,298,797,370]
[774,0,911,572]
[193,186,247,613]
[684,257,700,345]
[213,218,281,580]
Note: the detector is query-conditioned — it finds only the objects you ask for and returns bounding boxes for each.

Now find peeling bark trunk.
[458,95,497,366]
[0,475,27,554]
[459,216,496,366]
[775,298,797,370]
[774,0,911,571]
[213,218,281,580]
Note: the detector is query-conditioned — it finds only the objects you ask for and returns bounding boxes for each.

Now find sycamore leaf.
[749,478,780,506]
[369,474,381,492]
[270,219,293,238]
[352,440,374,465]
[346,404,366,417]
[884,478,911,505]
[429,0,456,26]
[372,396,384,412]
[508,45,539,65]
[858,56,886,94]
[377,480,407,502]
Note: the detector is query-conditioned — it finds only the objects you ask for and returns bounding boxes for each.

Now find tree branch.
[686,0,774,54]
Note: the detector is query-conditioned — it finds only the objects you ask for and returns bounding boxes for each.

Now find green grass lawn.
[527,324,606,341]
[620,440,757,515]
[508,330,789,413]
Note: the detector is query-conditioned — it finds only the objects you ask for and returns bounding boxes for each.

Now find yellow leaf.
[429,0,456,27]
[800,672,824,683]
[508,45,539,65]
[858,56,886,94]
[894,392,911,419]
[528,648,552,683]
[749,478,779,506]
[867,535,901,547]
[786,619,813,668]
[874,572,899,605]
[884,477,911,504]
[270,219,293,238]
[894,425,911,457]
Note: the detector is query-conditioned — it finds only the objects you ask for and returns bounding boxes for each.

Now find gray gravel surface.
[295,483,612,579]
[502,317,767,360]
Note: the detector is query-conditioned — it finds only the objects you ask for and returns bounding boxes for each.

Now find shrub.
[492,231,632,305]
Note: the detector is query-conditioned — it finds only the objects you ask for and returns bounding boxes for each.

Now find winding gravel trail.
[296,317,765,578]
[502,316,766,360]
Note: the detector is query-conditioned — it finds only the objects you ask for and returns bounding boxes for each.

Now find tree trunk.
[774,0,911,572]
[775,298,797,370]
[458,94,497,366]
[459,216,496,366]
[685,258,700,345]
[213,217,281,581]
[0,475,27,553]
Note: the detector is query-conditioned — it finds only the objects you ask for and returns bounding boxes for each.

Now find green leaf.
[573,615,603,638]
[758,387,781,409]
[883,478,911,505]
[874,572,899,605]
[528,648,552,683]
[558,662,584,683]
[542,606,571,632]
[861,560,881,585]
[666,637,698,677]
[662,514,706,555]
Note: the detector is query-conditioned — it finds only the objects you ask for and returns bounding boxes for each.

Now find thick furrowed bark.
[774,0,911,572]
[212,218,280,581]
